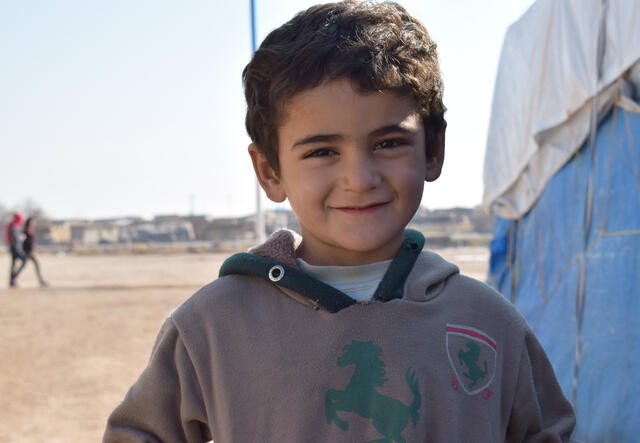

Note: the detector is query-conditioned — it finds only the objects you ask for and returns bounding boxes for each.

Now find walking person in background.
[5,211,26,287]
[22,217,47,287]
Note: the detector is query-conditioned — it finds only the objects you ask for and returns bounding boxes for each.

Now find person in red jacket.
[5,212,26,287]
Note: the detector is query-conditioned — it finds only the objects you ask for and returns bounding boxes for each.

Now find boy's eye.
[302,148,336,159]
[374,138,408,150]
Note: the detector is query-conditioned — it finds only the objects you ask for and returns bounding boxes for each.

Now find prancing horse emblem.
[446,324,497,395]
[325,340,421,443]
[458,341,488,389]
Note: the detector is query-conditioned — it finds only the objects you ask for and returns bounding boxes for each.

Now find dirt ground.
[0,247,488,442]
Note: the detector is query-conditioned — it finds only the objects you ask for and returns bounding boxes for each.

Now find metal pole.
[250,0,266,243]
[250,0,257,52]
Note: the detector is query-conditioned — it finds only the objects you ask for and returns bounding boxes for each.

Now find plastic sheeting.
[483,0,640,219]
[488,104,640,442]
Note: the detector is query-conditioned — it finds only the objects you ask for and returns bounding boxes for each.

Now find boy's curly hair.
[243,0,446,174]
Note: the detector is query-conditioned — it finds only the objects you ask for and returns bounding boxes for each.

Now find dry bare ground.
[0,247,488,442]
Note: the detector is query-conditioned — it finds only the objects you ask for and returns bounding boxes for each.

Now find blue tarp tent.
[483,0,640,441]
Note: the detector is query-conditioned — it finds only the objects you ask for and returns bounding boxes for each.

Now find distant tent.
[483,0,640,441]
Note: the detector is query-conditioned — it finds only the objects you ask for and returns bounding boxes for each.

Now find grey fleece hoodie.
[104,230,575,442]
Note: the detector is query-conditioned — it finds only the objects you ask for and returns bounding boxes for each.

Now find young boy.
[104,1,575,442]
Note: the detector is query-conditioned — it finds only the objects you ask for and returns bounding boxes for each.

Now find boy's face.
[250,78,443,266]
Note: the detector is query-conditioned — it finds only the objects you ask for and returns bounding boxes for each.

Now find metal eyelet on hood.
[268,265,285,282]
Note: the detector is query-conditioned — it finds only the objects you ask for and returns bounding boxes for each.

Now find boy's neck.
[295,235,405,267]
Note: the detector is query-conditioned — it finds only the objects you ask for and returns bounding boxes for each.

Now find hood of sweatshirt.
[219,229,459,313]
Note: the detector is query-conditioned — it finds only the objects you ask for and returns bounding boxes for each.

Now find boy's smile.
[251,78,443,266]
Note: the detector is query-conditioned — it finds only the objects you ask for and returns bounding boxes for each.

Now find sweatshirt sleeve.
[505,329,576,443]
[103,318,212,443]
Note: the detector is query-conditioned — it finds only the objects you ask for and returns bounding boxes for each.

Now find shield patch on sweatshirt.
[445,324,497,395]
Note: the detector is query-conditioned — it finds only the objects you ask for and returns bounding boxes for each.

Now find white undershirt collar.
[296,258,392,302]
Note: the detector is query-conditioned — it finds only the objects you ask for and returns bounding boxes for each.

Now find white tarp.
[482,0,640,219]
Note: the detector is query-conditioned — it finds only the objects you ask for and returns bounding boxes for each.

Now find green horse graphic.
[325,340,421,443]
[458,341,487,389]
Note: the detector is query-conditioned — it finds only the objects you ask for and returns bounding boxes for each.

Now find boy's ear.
[425,125,446,182]
[248,144,287,203]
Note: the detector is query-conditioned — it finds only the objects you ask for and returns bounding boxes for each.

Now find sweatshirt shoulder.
[445,273,530,332]
[171,273,271,325]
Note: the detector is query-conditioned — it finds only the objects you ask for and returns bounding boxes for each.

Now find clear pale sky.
[0,0,534,220]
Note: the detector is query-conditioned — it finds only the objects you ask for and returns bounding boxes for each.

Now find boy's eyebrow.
[368,124,419,138]
[292,134,342,148]
[291,124,419,148]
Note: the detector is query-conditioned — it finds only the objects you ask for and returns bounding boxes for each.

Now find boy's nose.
[339,153,382,192]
